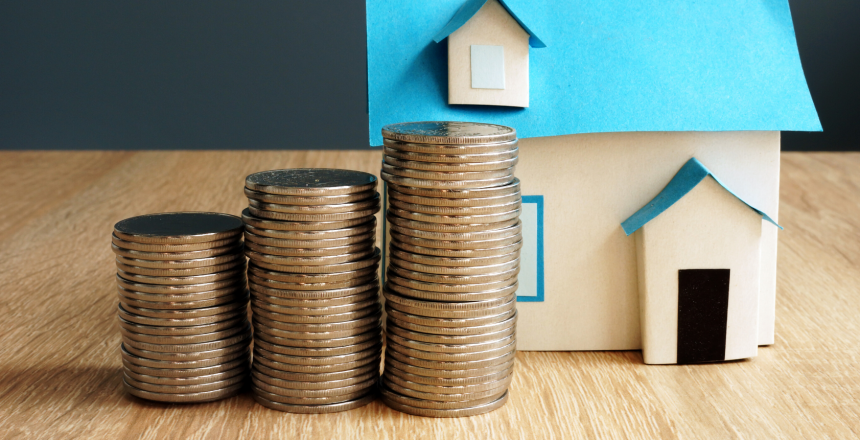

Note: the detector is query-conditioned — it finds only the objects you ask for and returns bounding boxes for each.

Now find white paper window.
[470,45,505,90]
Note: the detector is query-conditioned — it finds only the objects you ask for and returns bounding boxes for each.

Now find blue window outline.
[517,195,545,302]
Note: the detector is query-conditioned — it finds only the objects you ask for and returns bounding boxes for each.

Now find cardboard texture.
[511,131,779,351]
[634,176,763,364]
[366,0,821,146]
[448,0,529,107]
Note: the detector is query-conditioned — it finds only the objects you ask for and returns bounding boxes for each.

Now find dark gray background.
[1,1,856,151]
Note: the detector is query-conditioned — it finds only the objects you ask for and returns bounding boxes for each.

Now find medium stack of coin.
[242,169,384,413]
[113,212,251,403]
[380,121,521,417]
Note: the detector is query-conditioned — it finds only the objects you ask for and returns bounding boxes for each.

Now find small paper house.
[621,158,781,364]
[366,0,821,356]
[432,0,546,107]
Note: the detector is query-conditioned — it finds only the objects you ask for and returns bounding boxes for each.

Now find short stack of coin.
[380,121,521,417]
[242,169,384,413]
[113,212,251,403]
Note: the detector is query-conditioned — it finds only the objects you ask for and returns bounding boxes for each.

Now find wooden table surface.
[0,151,858,440]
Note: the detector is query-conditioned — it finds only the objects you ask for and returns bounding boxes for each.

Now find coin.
[253,320,380,341]
[387,339,516,363]
[118,290,246,310]
[389,256,520,277]
[388,207,520,226]
[386,281,518,302]
[126,365,248,386]
[386,178,520,199]
[123,379,244,403]
[124,372,246,394]
[253,391,376,413]
[381,171,514,190]
[114,212,244,244]
[387,212,519,233]
[383,144,518,163]
[250,289,376,308]
[122,356,248,378]
[254,337,379,357]
[119,321,250,345]
[385,372,512,396]
[118,315,247,336]
[249,249,381,274]
[244,247,376,266]
[115,252,244,269]
[251,297,378,316]
[247,195,380,214]
[116,259,245,277]
[383,155,518,172]
[384,363,513,387]
[252,375,376,398]
[249,273,375,293]
[245,169,377,196]
[380,385,505,410]
[253,368,378,390]
[116,267,246,286]
[244,230,375,249]
[386,296,516,319]
[123,339,249,361]
[383,290,515,311]
[384,356,515,379]
[122,329,251,353]
[387,264,519,285]
[118,305,245,327]
[248,265,377,284]
[382,376,509,403]
[253,348,380,374]
[248,206,379,223]
[255,326,381,349]
[381,121,516,145]
[385,307,516,329]
[252,384,372,405]
[120,297,248,319]
[387,188,522,208]
[120,344,250,369]
[253,313,381,333]
[389,199,521,218]
[112,234,240,252]
[381,389,509,417]
[245,239,374,257]
[388,310,517,336]
[244,219,376,240]
[391,239,523,259]
[249,281,379,300]
[388,220,521,241]
[111,242,241,261]
[116,275,245,295]
[385,333,516,355]
[385,320,516,345]
[386,272,516,294]
[253,362,379,383]
[382,163,515,182]
[242,209,375,232]
[252,304,380,325]
[117,284,246,303]
[385,348,515,371]
[245,187,378,205]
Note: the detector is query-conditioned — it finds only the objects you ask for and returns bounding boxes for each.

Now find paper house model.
[432,0,546,107]
[621,158,781,364]
[366,0,820,356]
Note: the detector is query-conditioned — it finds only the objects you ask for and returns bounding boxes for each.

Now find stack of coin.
[242,169,384,413]
[113,212,251,403]
[380,121,521,417]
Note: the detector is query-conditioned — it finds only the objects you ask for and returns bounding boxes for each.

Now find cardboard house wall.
[622,158,780,364]
[367,0,821,353]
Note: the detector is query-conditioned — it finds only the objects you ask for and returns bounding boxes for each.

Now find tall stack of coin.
[242,169,384,413]
[113,212,251,403]
[380,121,521,417]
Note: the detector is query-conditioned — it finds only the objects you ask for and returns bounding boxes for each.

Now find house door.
[677,269,730,364]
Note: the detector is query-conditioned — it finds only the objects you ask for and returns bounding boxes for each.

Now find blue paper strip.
[517,195,545,303]
[432,0,547,48]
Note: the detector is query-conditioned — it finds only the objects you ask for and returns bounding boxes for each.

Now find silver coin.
[122,339,250,361]
[385,320,516,345]
[252,384,373,405]
[388,207,520,227]
[382,376,510,402]
[385,296,516,319]
[253,362,379,383]
[247,205,379,223]
[122,329,251,353]
[248,265,378,284]
[389,247,519,268]
[255,326,382,349]
[253,368,378,391]
[253,313,381,333]
[249,249,381,274]
[111,242,241,261]
[386,178,520,199]
[386,333,515,355]
[381,121,516,145]
[253,320,381,342]
[385,372,512,395]
[252,374,376,398]
[245,169,377,196]
[387,188,521,208]
[384,363,513,387]
[251,297,379,316]
[254,345,381,367]
[117,315,247,336]
[254,336,380,357]
[382,163,515,182]
[117,290,246,310]
[123,378,244,403]
[115,275,245,295]
[116,259,245,277]
[380,385,505,410]
[388,220,521,241]
[383,155,518,172]
[244,230,375,249]
[120,344,249,369]
[122,356,249,378]
[244,219,375,240]
[112,234,240,252]
[245,239,374,257]
[383,290,514,311]
[119,321,250,345]
[119,298,247,320]
[244,187,378,205]
[382,144,518,163]
[242,208,376,232]
[388,232,522,254]
[252,304,380,324]
[250,289,377,308]
[387,311,517,336]
[113,212,244,245]
[384,356,515,379]
[124,371,246,394]
[385,307,516,329]
[247,195,380,214]
[249,273,376,292]
[116,267,246,286]
[249,281,379,301]
[386,272,517,295]
[387,339,516,362]
[385,348,515,371]
[245,247,376,266]
[381,171,514,190]
[385,282,518,303]
[253,391,376,413]
[389,198,521,217]
[387,212,519,233]
[125,365,248,386]
[114,252,244,269]
[389,256,519,277]
[253,349,380,374]
[117,284,246,303]
[118,305,245,327]
[387,264,519,285]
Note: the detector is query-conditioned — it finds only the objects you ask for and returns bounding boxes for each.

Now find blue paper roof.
[366,0,821,146]
[432,0,547,48]
[621,158,781,236]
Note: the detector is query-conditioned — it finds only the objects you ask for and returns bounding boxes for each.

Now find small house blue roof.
[432,0,546,48]
[366,0,821,146]
[621,158,781,236]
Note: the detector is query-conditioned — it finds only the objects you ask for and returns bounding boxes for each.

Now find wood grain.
[0,151,857,439]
